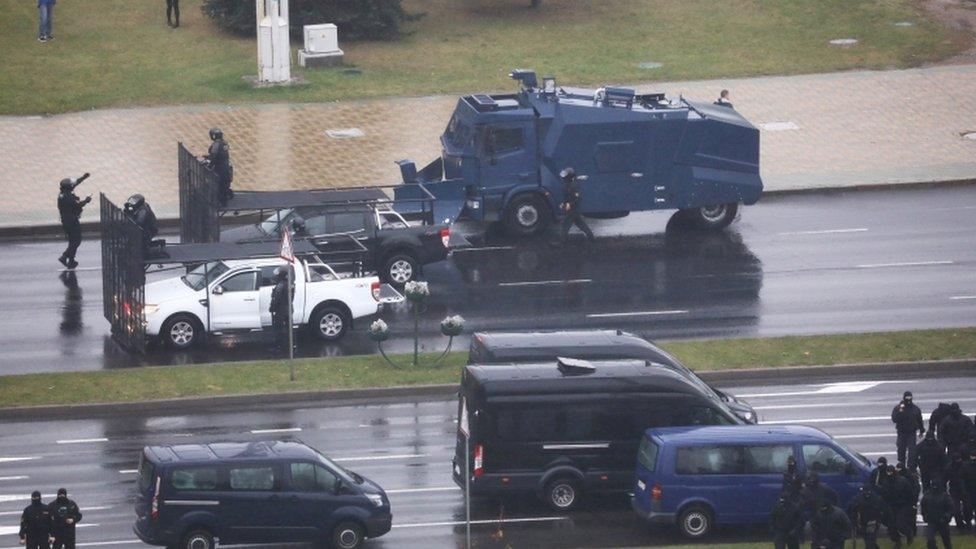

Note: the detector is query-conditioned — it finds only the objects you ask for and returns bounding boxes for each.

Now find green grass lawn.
[0,0,968,114]
[0,327,972,408]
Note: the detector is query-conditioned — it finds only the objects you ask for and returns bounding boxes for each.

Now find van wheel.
[543,477,580,511]
[680,203,738,231]
[678,505,713,539]
[180,529,213,549]
[162,314,201,350]
[311,306,348,341]
[331,520,364,549]
[504,194,550,237]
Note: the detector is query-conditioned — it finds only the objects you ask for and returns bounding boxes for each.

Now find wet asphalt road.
[0,374,973,549]
[1,184,975,374]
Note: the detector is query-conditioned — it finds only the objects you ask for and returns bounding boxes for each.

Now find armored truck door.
[579,138,653,214]
[480,123,537,191]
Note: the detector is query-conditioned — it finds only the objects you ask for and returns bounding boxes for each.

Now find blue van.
[133,441,391,549]
[631,425,871,539]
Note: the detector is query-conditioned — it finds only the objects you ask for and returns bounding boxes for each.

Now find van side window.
[802,444,850,474]
[741,445,794,474]
[170,467,218,491]
[290,462,338,492]
[229,466,276,491]
[488,127,523,154]
[675,446,743,475]
[494,404,636,442]
[637,437,659,472]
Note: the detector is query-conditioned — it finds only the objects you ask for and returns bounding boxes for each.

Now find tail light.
[473,444,484,477]
[440,227,451,248]
[651,484,662,502]
[151,475,161,520]
[371,281,381,301]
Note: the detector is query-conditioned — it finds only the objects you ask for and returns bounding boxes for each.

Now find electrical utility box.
[299,23,344,68]
[257,0,290,82]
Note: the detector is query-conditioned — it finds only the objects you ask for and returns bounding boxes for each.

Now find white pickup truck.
[144,256,400,349]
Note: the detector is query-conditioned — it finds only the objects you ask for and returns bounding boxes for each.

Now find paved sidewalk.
[2,64,975,227]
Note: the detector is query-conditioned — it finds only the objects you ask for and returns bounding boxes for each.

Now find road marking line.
[778,228,868,236]
[739,381,888,399]
[0,506,109,517]
[393,516,569,529]
[0,457,39,463]
[118,469,138,474]
[0,524,98,536]
[950,295,976,300]
[249,428,301,434]
[862,451,894,457]
[753,396,976,410]
[761,416,891,424]
[0,476,28,481]
[499,278,591,287]
[586,310,688,318]
[56,438,108,444]
[385,486,461,494]
[856,260,953,269]
[332,453,429,462]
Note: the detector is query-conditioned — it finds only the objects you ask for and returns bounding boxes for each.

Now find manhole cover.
[829,38,858,46]
[637,61,663,70]
[326,128,365,139]
[963,131,976,141]
[759,121,800,132]
[892,21,915,27]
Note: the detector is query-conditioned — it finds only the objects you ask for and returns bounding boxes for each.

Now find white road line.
[0,476,28,481]
[739,381,891,399]
[499,279,591,287]
[249,428,301,434]
[761,416,890,425]
[393,516,568,529]
[777,228,868,236]
[332,453,429,462]
[862,451,894,457]
[0,540,138,549]
[385,486,460,494]
[856,260,954,269]
[0,457,39,463]
[0,524,99,536]
[118,469,138,474]
[56,438,108,445]
[752,396,976,410]
[950,295,976,300]
[586,309,688,318]
[55,267,101,272]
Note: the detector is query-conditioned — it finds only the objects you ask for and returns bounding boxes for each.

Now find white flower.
[404,280,430,296]
[370,319,389,333]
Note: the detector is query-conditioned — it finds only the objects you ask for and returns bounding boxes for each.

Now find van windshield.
[317,452,364,485]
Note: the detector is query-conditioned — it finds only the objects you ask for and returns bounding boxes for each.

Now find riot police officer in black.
[810,500,852,549]
[869,456,889,489]
[270,267,293,352]
[48,488,81,549]
[123,194,158,252]
[556,167,594,243]
[19,491,53,549]
[892,390,925,469]
[851,485,890,549]
[203,128,233,205]
[921,481,954,549]
[918,430,947,491]
[771,491,805,549]
[57,173,91,269]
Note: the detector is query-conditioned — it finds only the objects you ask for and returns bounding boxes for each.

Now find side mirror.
[211,286,224,295]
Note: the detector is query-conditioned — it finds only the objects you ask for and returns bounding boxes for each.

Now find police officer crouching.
[57,173,91,269]
[124,194,159,253]
[270,266,294,352]
[810,499,852,549]
[556,167,594,244]
[48,488,81,549]
[19,491,53,549]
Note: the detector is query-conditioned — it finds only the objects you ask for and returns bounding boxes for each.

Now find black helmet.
[291,216,306,232]
[31,491,41,502]
[209,127,223,140]
[59,178,74,191]
[274,266,288,280]
[559,167,575,181]
[877,456,888,466]
[125,194,145,210]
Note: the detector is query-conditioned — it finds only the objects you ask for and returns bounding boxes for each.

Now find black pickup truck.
[222,204,459,285]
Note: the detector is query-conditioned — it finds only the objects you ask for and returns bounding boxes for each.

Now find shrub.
[201,0,422,40]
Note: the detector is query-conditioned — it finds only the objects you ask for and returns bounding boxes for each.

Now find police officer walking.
[57,173,91,269]
[892,390,925,470]
[771,491,805,549]
[939,403,974,456]
[945,452,970,531]
[48,488,81,549]
[921,481,954,549]
[19,491,53,549]
[270,267,293,352]
[810,500,852,549]
[881,465,917,545]
[918,430,948,491]
[556,167,594,244]
[851,485,890,549]
[203,128,233,204]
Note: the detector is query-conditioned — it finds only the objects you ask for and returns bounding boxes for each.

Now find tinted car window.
[220,271,257,293]
[330,212,366,233]
[675,446,743,475]
[637,437,659,472]
[674,406,735,426]
[290,462,338,492]
[742,445,794,474]
[229,466,276,491]
[803,444,850,474]
[170,467,218,491]
[489,127,523,153]
[494,404,637,442]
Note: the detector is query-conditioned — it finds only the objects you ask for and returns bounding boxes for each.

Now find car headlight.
[144,304,160,316]
[742,411,755,422]
[366,493,384,507]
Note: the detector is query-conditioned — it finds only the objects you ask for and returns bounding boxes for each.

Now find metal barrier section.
[100,193,147,353]
[178,141,221,244]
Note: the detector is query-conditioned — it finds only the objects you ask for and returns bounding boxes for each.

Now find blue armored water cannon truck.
[394,69,763,236]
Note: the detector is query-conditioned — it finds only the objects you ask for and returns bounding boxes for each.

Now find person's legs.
[938,523,952,549]
[38,5,50,40]
[897,432,909,464]
[907,437,919,470]
[558,215,572,243]
[572,215,595,241]
[65,224,82,263]
[173,0,180,26]
[45,4,53,39]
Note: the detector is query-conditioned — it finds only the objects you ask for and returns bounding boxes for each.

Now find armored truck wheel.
[681,203,738,231]
[504,194,550,237]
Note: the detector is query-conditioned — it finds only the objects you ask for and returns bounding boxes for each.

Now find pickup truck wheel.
[504,195,550,237]
[681,203,738,231]
[312,306,348,341]
[383,253,418,286]
[162,314,200,350]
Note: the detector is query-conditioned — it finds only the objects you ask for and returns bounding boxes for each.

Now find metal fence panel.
[100,193,147,353]
[178,142,221,243]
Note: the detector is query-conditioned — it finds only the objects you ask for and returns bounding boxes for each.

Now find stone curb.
[1,359,973,421]
[3,179,973,240]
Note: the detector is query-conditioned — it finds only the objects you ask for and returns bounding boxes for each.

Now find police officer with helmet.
[57,172,91,269]
[270,266,294,352]
[202,127,233,204]
[556,167,594,244]
[124,194,158,251]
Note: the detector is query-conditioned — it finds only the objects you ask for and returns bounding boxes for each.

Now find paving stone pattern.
[1,65,974,227]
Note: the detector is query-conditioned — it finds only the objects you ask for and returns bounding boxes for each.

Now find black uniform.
[166,0,179,27]
[892,393,925,469]
[880,468,916,544]
[897,463,922,537]
[945,454,969,531]
[19,496,52,549]
[205,133,233,204]
[783,458,806,495]
[810,503,852,549]
[270,270,293,351]
[48,493,81,549]
[771,493,805,549]
[851,487,890,549]
[557,168,594,242]
[868,457,889,490]
[124,196,158,251]
[57,174,90,268]
[918,432,948,490]
[959,455,976,528]
[931,403,953,439]
[939,405,975,455]
[803,474,839,516]
[921,484,954,549]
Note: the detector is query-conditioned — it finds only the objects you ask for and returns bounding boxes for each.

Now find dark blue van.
[631,425,871,539]
[133,441,391,549]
